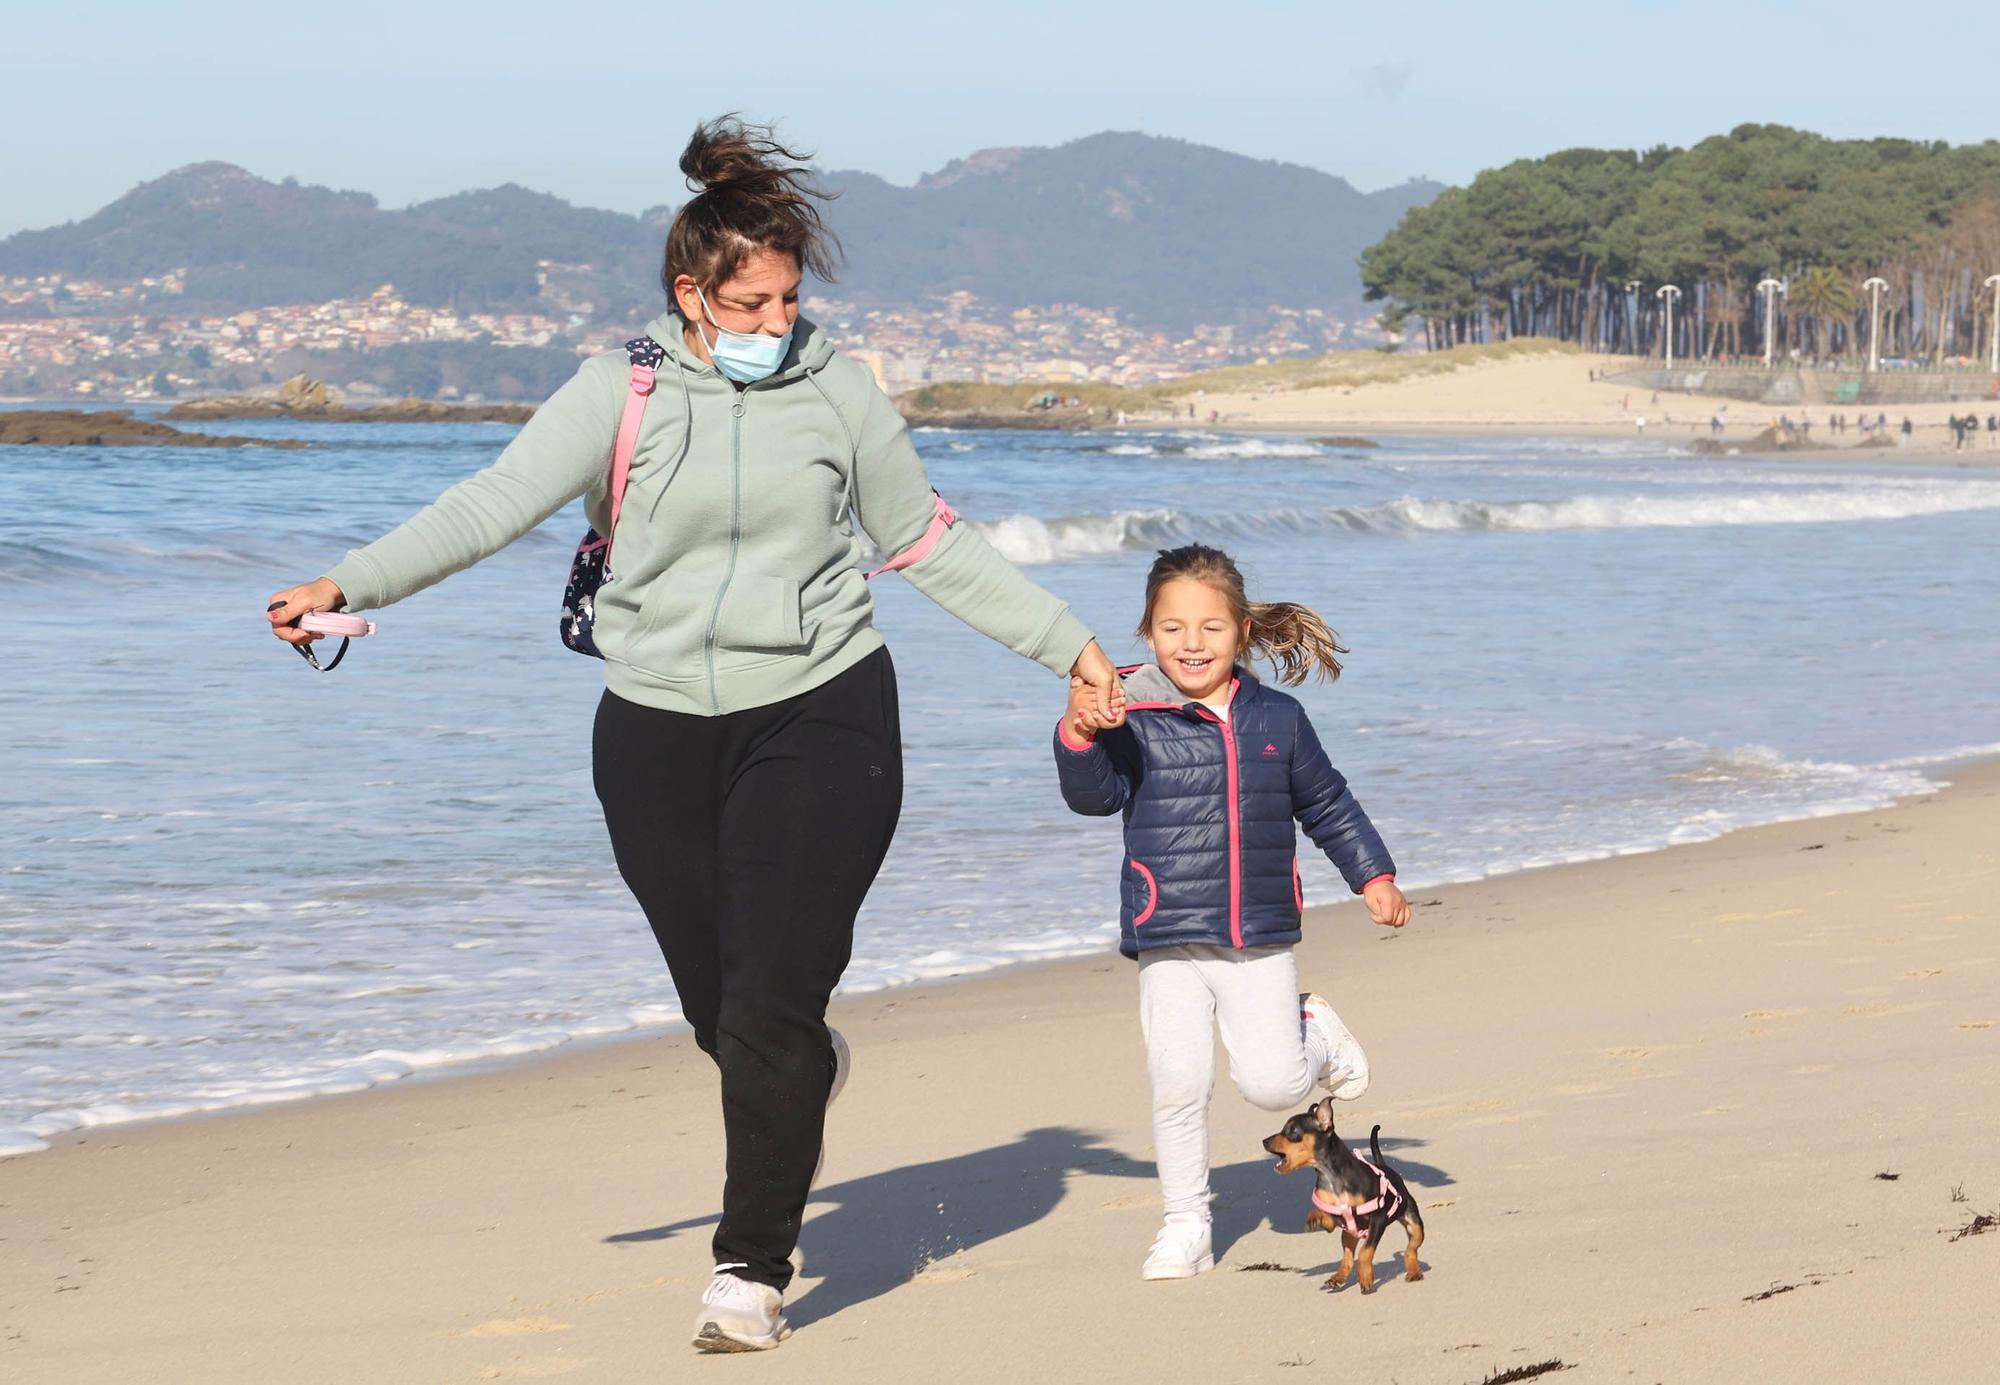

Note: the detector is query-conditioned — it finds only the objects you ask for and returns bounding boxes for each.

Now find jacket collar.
[1119,663,1254,719]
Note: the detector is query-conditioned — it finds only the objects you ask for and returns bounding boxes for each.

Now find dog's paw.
[1405,1268,1425,1282]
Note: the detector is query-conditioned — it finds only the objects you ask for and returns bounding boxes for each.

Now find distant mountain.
[824,133,1440,327]
[0,137,1440,330]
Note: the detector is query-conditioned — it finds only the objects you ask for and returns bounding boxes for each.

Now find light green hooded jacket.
[324,311,1095,715]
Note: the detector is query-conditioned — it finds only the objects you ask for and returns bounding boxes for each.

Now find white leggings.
[1138,943,1329,1221]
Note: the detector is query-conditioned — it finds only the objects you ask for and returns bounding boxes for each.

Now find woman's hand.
[1064,678,1112,744]
[1069,640,1126,727]
[1362,877,1410,929]
[266,577,346,647]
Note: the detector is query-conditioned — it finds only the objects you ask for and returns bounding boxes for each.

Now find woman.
[265,118,1126,1353]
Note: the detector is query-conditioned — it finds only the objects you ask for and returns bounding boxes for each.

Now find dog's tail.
[1369,1124,1384,1165]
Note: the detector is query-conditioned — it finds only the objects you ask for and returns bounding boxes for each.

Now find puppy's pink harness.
[1311,1158,1402,1242]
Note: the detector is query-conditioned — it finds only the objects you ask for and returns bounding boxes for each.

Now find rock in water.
[277,374,331,411]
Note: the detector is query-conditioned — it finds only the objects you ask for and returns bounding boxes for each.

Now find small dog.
[1262,1097,1425,1293]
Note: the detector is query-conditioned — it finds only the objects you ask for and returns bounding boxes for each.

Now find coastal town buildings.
[0,266,1370,400]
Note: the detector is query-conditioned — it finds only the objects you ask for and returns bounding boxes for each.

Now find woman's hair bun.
[662,115,842,294]
[680,115,801,195]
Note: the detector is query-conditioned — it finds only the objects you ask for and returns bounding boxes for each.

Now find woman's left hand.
[1069,641,1126,727]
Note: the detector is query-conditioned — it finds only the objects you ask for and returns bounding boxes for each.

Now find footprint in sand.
[1841,1001,1943,1019]
[1959,1021,1992,1030]
[1553,1081,1616,1096]
[1716,908,1805,924]
[456,1316,572,1338]
[1744,1008,1806,1020]
[1904,969,1944,980]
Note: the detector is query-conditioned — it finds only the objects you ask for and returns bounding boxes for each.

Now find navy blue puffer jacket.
[1054,664,1395,958]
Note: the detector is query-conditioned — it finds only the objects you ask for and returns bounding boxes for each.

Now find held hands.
[1362,877,1411,929]
[1066,640,1127,743]
[265,577,346,647]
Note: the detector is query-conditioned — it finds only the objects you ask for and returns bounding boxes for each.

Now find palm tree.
[1789,267,1856,361]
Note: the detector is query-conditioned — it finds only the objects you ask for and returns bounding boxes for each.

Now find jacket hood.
[641,309,836,382]
[1120,662,1254,710]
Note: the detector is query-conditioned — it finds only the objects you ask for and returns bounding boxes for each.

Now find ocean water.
[3,417,1998,1156]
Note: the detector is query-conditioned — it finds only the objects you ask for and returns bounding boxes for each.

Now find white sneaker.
[1140,1217,1214,1280]
[1300,992,1369,1100]
[812,1026,851,1188]
[691,1266,790,1352]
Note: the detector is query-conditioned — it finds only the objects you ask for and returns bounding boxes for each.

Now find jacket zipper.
[702,390,747,713]
[1195,701,1243,948]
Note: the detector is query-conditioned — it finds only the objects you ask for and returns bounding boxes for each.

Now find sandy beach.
[1179,351,2000,461]
[5,758,1994,1383]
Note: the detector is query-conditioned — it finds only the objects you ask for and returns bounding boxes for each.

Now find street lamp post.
[1656,284,1682,370]
[1986,274,2000,375]
[1625,280,1641,355]
[1863,276,1888,372]
[1757,277,1785,368]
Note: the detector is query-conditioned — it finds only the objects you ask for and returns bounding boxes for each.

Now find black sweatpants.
[593,648,903,1290]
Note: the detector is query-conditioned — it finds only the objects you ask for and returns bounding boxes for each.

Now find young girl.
[1054,544,1409,1280]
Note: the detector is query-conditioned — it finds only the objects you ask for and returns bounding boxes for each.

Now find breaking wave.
[973,482,2000,564]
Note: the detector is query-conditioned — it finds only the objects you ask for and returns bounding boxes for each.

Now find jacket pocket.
[714,572,812,654]
[1130,859,1158,927]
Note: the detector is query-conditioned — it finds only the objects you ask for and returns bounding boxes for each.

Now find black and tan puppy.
[1262,1097,1425,1293]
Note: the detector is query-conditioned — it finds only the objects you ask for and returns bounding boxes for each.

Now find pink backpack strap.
[866,491,957,580]
[605,337,664,561]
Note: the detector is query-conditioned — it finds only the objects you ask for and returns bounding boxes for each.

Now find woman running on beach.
[1053,544,1408,1278]
[265,117,1126,1354]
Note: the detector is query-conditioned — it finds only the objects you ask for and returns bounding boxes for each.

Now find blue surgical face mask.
[694,286,794,384]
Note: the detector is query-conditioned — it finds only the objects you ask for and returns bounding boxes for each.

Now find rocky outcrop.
[166,379,534,425]
[0,410,305,448]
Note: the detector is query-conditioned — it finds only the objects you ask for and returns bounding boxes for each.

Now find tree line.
[1359,125,2000,366]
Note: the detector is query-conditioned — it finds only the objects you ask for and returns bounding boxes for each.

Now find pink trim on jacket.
[1292,858,1304,914]
[1359,873,1395,892]
[1055,717,1095,753]
[1192,678,1244,947]
[1131,860,1158,927]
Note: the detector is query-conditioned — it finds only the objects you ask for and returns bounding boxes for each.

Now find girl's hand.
[1362,878,1410,928]
[266,577,346,647]
[1069,640,1126,727]
[1065,677,1110,744]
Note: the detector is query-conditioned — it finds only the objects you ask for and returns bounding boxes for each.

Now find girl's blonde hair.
[1138,544,1347,686]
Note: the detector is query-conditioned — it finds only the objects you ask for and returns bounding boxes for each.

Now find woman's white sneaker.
[1140,1217,1214,1280]
[1300,992,1370,1100]
[812,1026,851,1188]
[691,1266,791,1352]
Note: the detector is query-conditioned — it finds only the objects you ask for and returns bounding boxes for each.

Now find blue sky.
[4,0,1996,236]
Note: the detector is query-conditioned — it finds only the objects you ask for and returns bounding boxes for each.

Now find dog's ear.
[1312,1098,1336,1133]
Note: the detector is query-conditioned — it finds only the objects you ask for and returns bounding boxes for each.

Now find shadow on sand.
[609,1126,1452,1328]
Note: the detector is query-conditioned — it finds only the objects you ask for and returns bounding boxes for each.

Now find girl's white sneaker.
[1300,992,1370,1100]
[691,1267,791,1352]
[1140,1217,1215,1280]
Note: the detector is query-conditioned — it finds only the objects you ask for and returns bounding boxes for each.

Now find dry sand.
[1178,351,2000,460]
[4,766,1996,1384]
